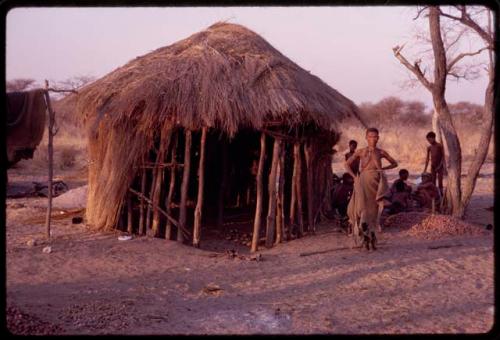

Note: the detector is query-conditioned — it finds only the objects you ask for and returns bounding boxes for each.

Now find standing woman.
[345,128,398,250]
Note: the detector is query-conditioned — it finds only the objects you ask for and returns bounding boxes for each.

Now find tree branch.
[447,46,489,71]
[413,6,429,20]
[392,45,434,91]
[439,6,493,47]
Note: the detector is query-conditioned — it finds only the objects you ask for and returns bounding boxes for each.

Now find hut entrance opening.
[117,125,337,252]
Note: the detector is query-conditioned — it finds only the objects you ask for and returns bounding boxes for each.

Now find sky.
[6,6,490,109]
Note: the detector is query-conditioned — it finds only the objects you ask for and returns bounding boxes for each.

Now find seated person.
[331,173,354,218]
[391,168,412,195]
[413,172,441,211]
[388,179,411,214]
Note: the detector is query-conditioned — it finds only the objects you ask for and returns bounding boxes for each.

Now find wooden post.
[165,132,178,240]
[127,192,133,234]
[289,143,298,240]
[265,138,281,248]
[296,143,305,238]
[251,133,266,252]
[151,130,172,237]
[193,127,207,248]
[275,142,285,244]
[138,160,147,235]
[178,129,192,243]
[217,140,228,229]
[43,80,55,240]
[304,140,315,233]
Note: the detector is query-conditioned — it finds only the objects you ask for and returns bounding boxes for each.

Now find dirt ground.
[5,160,494,335]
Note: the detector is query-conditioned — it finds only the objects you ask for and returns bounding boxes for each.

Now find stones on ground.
[72,216,83,224]
[202,283,223,296]
[42,246,52,254]
[27,239,36,247]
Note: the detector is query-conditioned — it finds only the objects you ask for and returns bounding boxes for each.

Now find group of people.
[329,128,446,251]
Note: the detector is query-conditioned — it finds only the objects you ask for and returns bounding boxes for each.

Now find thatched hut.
[74,22,363,250]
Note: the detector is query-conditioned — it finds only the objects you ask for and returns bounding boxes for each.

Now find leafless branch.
[46,87,78,94]
[413,6,429,20]
[447,46,489,71]
[392,45,433,91]
[439,6,493,47]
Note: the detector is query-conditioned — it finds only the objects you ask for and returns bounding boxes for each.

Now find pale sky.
[6,6,489,109]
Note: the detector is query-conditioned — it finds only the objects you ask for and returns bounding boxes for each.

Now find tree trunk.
[304,140,315,232]
[193,127,207,248]
[432,109,443,143]
[460,54,495,215]
[251,133,266,252]
[165,132,178,240]
[429,6,463,217]
[178,129,192,243]
[265,138,281,248]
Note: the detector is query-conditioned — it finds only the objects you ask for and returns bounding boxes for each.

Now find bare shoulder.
[378,148,390,156]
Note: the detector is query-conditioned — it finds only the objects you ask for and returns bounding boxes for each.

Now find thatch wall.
[73,22,363,233]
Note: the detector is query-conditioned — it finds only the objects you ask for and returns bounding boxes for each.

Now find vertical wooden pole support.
[43,80,54,240]
[265,138,281,248]
[127,192,133,234]
[296,143,304,238]
[251,133,266,252]
[289,143,298,240]
[193,127,207,248]
[217,140,228,229]
[178,129,192,243]
[165,132,178,240]
[152,130,171,237]
[138,161,147,235]
[275,142,285,244]
[304,140,315,233]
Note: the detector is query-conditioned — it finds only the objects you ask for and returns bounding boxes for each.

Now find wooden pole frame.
[43,80,56,240]
[304,140,315,233]
[165,131,178,240]
[295,142,304,238]
[151,129,172,237]
[265,138,281,248]
[178,129,192,243]
[275,141,285,244]
[193,127,207,248]
[251,132,266,252]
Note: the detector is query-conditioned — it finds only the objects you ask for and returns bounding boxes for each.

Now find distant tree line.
[358,96,484,130]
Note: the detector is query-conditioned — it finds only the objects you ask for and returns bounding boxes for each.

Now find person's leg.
[437,170,444,196]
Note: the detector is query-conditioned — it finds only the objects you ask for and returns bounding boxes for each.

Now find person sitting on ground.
[331,172,354,218]
[391,168,412,196]
[413,172,441,211]
[388,179,412,214]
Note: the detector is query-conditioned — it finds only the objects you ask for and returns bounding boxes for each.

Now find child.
[424,131,445,196]
[344,140,360,180]
[414,172,441,211]
[389,179,411,214]
[390,168,412,195]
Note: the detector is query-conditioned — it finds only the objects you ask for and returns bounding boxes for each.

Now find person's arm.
[344,150,360,179]
[424,147,430,173]
[380,150,398,170]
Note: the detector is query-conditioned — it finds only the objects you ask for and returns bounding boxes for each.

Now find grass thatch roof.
[75,22,363,137]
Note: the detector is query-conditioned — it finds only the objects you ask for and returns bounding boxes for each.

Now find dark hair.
[366,127,379,135]
[349,140,358,146]
[342,172,353,182]
[399,169,409,176]
[395,180,406,192]
[426,131,436,139]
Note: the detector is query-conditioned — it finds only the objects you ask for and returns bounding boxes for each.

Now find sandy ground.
[5,160,494,335]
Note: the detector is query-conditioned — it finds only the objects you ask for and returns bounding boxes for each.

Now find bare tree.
[393,5,494,218]
[6,78,38,92]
